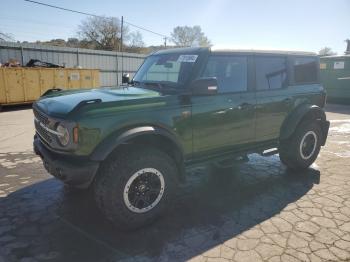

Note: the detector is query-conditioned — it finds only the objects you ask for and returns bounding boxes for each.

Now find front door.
[192,55,256,158]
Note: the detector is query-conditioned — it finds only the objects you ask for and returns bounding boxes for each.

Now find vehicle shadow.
[0,104,33,112]
[0,154,320,262]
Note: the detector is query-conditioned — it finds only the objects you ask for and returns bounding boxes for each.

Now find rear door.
[192,54,256,157]
[254,55,293,142]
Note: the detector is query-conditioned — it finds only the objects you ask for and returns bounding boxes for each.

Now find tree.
[0,31,14,42]
[77,16,128,51]
[345,39,350,54]
[171,26,211,47]
[129,31,145,48]
[66,38,80,48]
[45,39,66,47]
[318,47,336,56]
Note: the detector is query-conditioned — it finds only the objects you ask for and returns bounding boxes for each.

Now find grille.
[33,107,49,126]
[35,121,53,144]
[33,107,53,144]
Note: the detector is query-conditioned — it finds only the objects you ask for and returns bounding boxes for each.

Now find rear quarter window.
[255,56,287,90]
[293,57,318,84]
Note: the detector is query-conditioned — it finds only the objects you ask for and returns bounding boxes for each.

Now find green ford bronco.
[33,47,329,229]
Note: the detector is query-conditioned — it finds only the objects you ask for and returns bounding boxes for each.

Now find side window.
[294,57,318,84]
[255,57,287,90]
[201,56,247,93]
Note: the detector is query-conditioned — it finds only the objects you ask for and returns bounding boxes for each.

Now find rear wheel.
[279,121,322,170]
[94,146,178,230]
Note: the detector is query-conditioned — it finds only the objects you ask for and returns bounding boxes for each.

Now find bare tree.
[77,16,128,51]
[318,47,337,56]
[0,31,14,42]
[171,26,211,47]
[66,38,80,48]
[129,31,145,48]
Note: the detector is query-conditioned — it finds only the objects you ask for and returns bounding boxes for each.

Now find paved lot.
[0,104,350,262]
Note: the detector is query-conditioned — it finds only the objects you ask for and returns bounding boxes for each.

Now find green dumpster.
[320,55,350,104]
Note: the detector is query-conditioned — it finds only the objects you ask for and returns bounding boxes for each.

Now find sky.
[0,0,349,54]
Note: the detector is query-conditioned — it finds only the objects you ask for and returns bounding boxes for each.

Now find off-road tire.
[94,146,178,230]
[279,121,322,170]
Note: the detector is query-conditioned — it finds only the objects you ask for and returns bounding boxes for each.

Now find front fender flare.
[89,126,184,162]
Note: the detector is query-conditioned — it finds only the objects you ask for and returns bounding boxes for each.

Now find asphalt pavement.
[0,104,350,262]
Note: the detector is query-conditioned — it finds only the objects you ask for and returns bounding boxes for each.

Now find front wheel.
[94,146,178,230]
[279,121,322,170]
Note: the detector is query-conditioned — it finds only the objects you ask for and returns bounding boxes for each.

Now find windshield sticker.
[177,55,198,63]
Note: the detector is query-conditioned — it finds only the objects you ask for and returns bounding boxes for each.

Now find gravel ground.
[0,104,349,262]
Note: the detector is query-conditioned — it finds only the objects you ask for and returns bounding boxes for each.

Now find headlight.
[56,124,70,146]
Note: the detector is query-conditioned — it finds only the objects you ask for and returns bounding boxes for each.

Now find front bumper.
[33,136,99,188]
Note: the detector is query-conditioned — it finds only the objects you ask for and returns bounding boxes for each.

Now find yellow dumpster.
[0,68,100,106]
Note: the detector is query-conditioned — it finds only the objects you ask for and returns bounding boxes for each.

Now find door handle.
[238,102,251,110]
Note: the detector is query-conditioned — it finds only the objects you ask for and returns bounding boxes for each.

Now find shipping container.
[320,55,350,104]
[0,68,99,107]
[0,42,146,87]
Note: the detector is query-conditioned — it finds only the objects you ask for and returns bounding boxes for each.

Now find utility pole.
[164,37,167,48]
[120,16,124,82]
[120,16,124,52]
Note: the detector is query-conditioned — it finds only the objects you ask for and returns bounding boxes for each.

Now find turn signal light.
[73,127,79,144]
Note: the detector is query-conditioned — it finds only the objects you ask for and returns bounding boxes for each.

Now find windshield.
[133,53,198,88]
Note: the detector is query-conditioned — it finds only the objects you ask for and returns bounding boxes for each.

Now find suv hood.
[35,87,160,116]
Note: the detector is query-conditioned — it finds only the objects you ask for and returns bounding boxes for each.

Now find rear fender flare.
[280,104,327,141]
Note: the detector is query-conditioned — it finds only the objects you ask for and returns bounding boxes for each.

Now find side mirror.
[191,77,218,95]
[122,73,130,84]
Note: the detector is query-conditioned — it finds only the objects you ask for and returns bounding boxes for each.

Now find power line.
[123,20,167,38]
[23,0,170,40]
[24,0,99,17]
